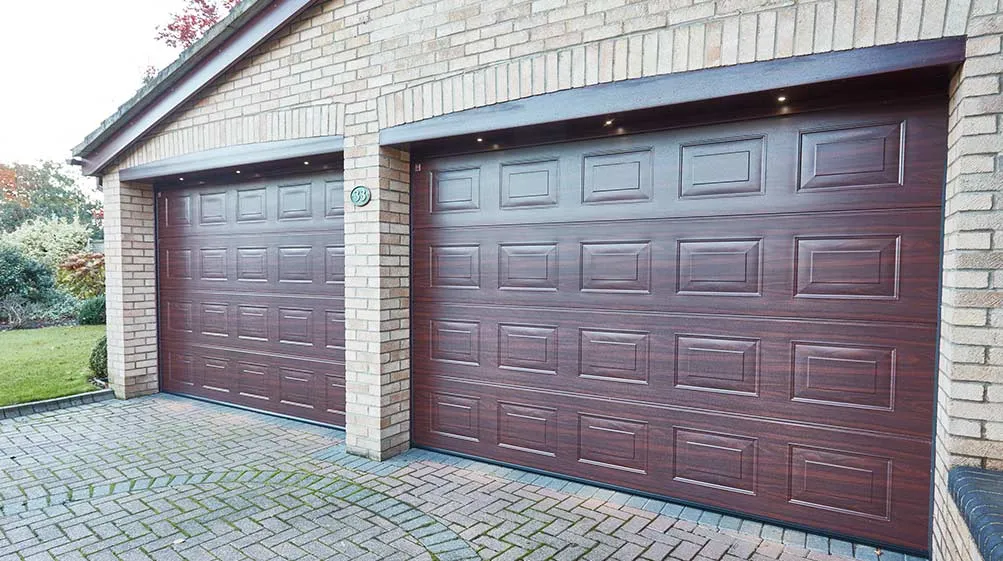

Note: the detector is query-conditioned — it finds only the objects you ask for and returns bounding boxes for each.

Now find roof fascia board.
[118,135,344,182]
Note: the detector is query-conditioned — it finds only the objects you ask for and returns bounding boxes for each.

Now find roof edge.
[72,0,318,176]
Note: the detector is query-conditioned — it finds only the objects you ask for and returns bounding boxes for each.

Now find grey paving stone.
[0,395,892,561]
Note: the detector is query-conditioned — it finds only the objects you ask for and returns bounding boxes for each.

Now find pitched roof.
[72,0,316,176]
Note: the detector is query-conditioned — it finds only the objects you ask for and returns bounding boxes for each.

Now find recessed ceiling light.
[604,118,614,126]
[476,137,483,142]
[235,170,241,174]
[178,177,184,181]
[303,160,310,165]
[777,96,787,102]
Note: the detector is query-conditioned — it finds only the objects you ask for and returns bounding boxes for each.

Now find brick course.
[95,0,1003,557]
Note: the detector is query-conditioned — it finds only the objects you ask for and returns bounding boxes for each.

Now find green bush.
[4,217,91,269]
[77,295,106,325]
[89,335,108,380]
[57,252,105,298]
[0,289,79,328]
[0,246,54,300]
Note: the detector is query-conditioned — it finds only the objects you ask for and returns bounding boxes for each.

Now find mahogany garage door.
[412,96,944,551]
[157,170,347,426]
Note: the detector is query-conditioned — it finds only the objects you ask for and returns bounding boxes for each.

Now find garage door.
[412,97,944,551]
[157,170,346,426]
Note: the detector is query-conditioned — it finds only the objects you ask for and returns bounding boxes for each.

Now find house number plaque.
[350,185,371,207]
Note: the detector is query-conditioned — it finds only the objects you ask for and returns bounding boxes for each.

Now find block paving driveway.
[0,396,875,560]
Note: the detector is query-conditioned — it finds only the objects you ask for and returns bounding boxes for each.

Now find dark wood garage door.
[412,96,945,552]
[157,170,346,426]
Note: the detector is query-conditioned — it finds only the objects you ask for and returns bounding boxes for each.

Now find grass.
[0,325,106,407]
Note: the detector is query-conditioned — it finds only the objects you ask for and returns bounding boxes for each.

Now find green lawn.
[0,325,106,407]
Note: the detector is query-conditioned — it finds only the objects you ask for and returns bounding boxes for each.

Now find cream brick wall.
[342,139,411,460]
[98,0,1003,554]
[101,171,158,399]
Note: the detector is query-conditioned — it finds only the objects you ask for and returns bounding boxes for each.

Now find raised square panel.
[325,310,345,350]
[795,235,901,300]
[237,362,270,401]
[579,329,649,384]
[501,158,559,208]
[581,242,651,293]
[237,188,267,222]
[499,244,558,291]
[583,149,653,204]
[199,192,227,224]
[166,249,192,280]
[325,179,345,217]
[279,367,315,409]
[498,324,558,374]
[680,137,765,198]
[673,427,758,495]
[325,246,345,284]
[430,320,480,365]
[201,357,230,393]
[578,413,648,474]
[432,167,480,212]
[325,374,346,416]
[168,352,195,388]
[166,195,192,226]
[200,303,228,337]
[792,342,895,410]
[200,248,227,280]
[430,245,480,288]
[167,301,192,333]
[279,246,313,283]
[278,183,312,220]
[237,306,268,341]
[498,402,557,456]
[278,308,313,346]
[675,335,759,396]
[429,392,480,441]
[677,239,762,296]
[789,445,891,520]
[236,248,267,282]
[799,123,904,190]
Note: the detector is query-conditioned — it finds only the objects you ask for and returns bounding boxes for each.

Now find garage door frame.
[132,140,346,427]
[402,67,953,556]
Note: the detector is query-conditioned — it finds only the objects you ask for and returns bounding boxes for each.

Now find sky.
[0,0,190,167]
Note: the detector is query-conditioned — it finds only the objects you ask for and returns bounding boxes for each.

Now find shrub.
[89,336,108,380]
[4,217,91,269]
[57,252,105,298]
[0,246,53,301]
[0,295,31,328]
[0,289,79,328]
[78,295,106,325]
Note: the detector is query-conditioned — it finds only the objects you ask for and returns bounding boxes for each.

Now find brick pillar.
[102,171,159,399]
[343,135,412,461]
[932,27,1003,561]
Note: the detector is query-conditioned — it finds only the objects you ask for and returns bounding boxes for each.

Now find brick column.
[102,171,159,399]
[932,26,1003,560]
[343,135,412,461]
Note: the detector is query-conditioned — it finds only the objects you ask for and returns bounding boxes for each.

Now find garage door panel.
[158,233,345,298]
[160,290,345,363]
[413,209,941,324]
[413,378,930,550]
[412,101,945,231]
[414,306,934,437]
[158,177,345,237]
[161,343,345,425]
[158,171,345,427]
